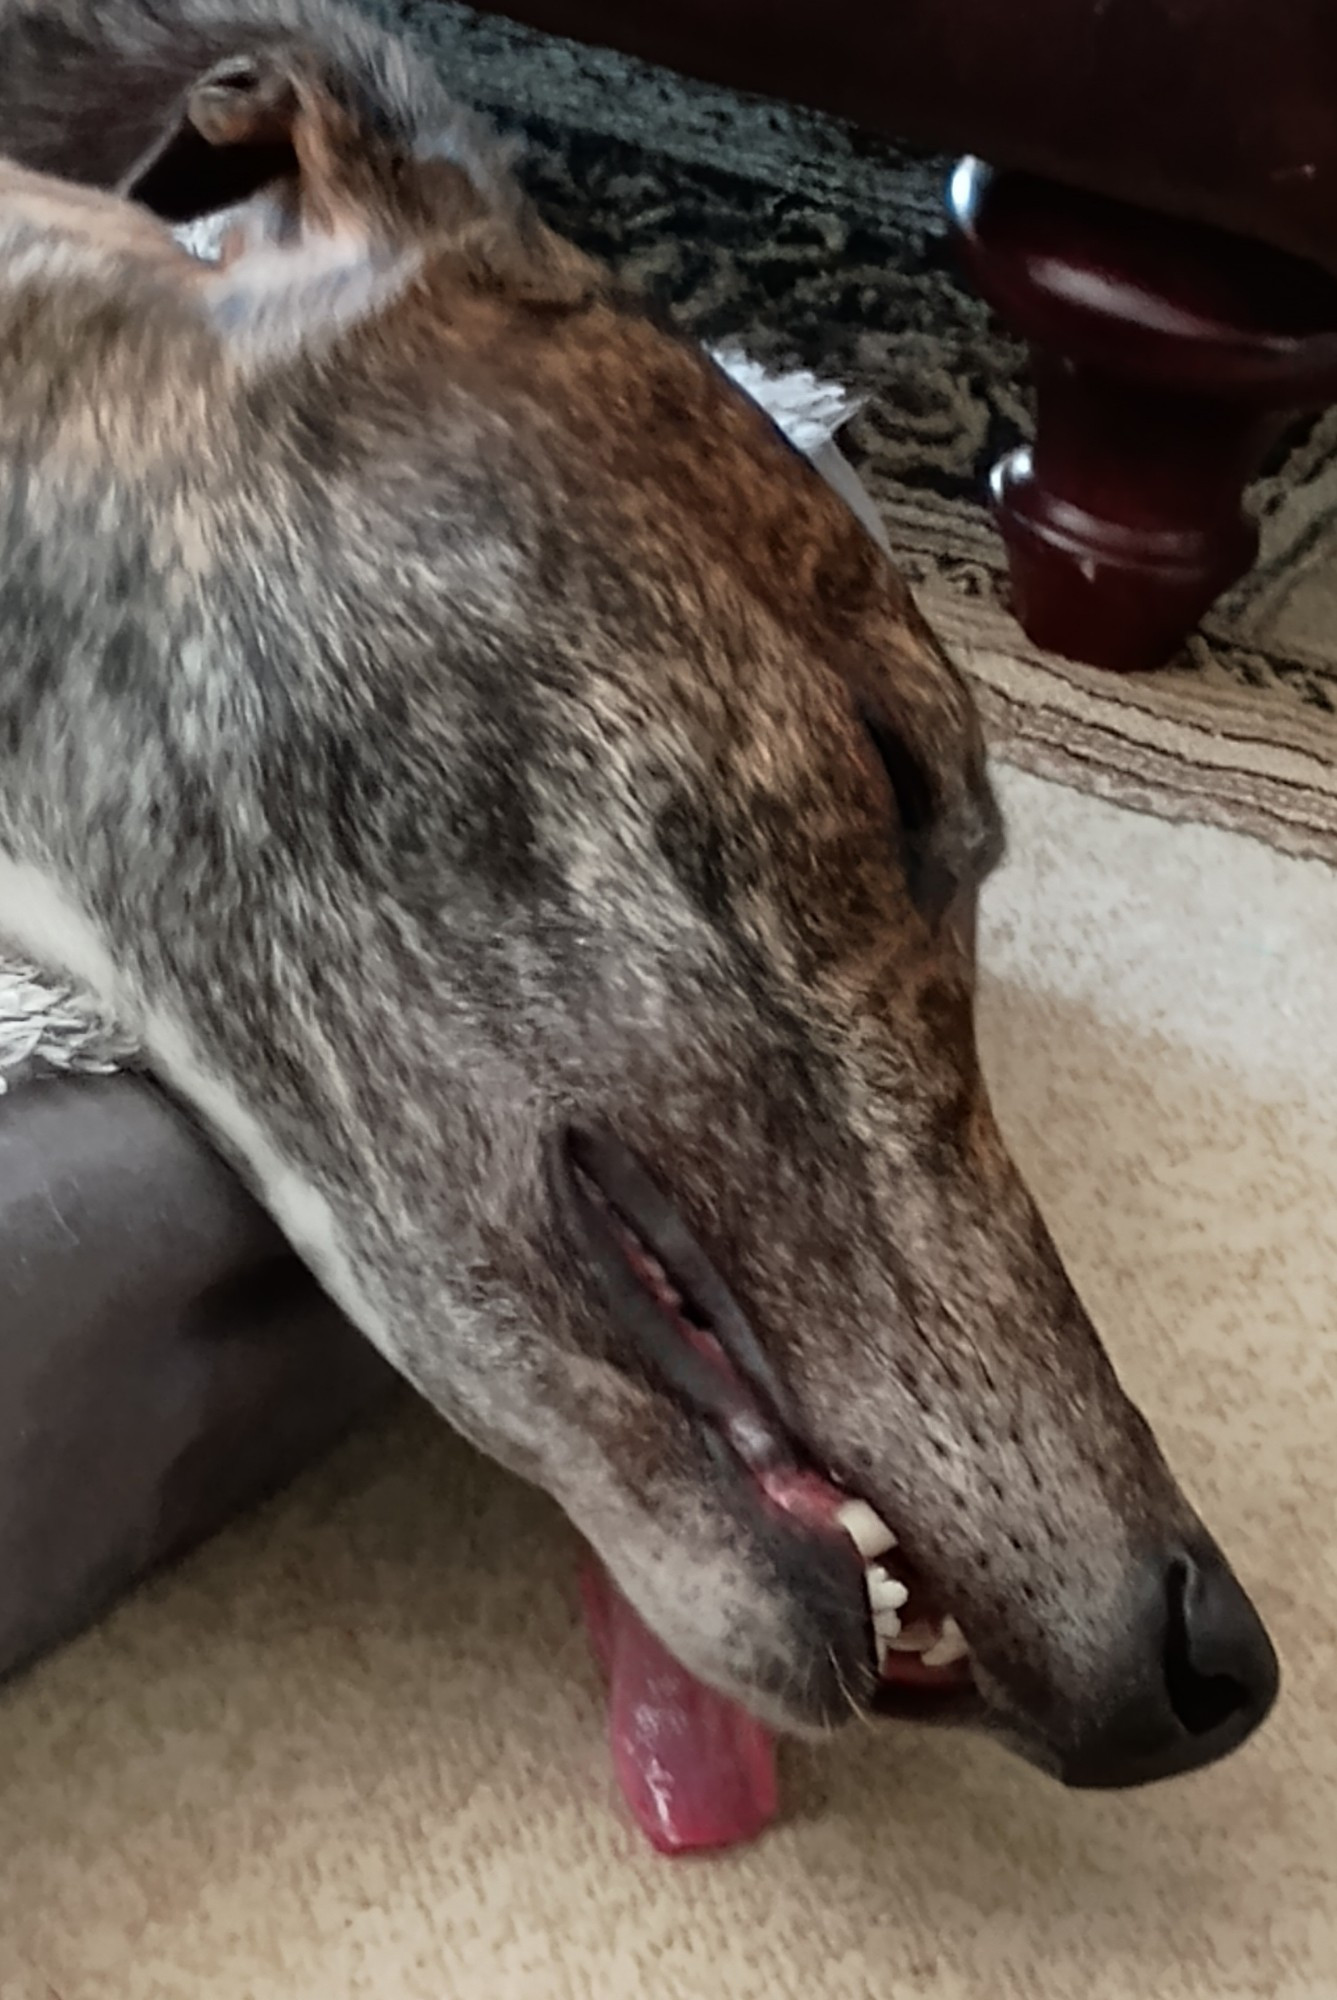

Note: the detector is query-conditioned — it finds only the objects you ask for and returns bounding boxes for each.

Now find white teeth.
[920,1616,970,1668]
[866,1565,909,1615]
[865,1563,909,1645]
[883,1617,936,1653]
[836,1499,897,1560]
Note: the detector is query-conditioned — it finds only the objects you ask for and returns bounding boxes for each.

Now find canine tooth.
[865,1566,909,1614]
[920,1617,969,1668]
[836,1499,897,1560]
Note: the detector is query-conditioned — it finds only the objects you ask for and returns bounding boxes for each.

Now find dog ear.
[121,54,303,227]
[120,50,418,365]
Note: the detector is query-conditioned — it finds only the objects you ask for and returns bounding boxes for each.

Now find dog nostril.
[1062,1543,1277,1788]
[1162,1553,1258,1736]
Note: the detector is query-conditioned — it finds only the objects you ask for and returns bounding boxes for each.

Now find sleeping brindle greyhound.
[0,0,1276,1832]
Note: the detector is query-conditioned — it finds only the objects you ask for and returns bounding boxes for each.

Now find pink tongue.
[581,1558,779,1854]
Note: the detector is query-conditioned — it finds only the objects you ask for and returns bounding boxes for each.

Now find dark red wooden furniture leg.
[947,158,1337,672]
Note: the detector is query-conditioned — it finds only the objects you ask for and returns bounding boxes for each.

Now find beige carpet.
[1,769,1333,2000]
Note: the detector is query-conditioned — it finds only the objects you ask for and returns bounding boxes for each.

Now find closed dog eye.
[856,700,1004,933]
[858,706,959,924]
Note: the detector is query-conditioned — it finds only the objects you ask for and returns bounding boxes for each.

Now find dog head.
[0,2,1277,1789]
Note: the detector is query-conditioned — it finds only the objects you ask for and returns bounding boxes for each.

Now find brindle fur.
[0,0,1268,1774]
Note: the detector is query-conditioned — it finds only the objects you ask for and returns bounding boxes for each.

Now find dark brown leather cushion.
[0,1074,394,1679]
[476,0,1337,274]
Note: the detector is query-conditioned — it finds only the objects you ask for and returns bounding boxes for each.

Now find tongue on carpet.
[581,1561,779,1854]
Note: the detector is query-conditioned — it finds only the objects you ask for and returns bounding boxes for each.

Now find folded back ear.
[121,52,303,227]
[118,49,419,364]
[187,55,299,152]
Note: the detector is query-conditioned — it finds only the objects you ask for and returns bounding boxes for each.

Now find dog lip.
[549,1125,984,1723]
[552,1124,800,1451]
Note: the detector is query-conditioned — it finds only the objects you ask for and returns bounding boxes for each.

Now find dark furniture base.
[947,159,1337,671]
[468,2,1337,672]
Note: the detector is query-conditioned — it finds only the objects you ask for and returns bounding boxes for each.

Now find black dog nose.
[1062,1541,1279,1789]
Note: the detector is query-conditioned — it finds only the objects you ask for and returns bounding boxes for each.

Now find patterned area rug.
[379,0,1337,863]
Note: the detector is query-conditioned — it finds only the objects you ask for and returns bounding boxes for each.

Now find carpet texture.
[2,767,1333,2000]
[370,0,1337,865]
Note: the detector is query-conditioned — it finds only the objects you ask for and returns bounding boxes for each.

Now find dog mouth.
[553,1126,978,1723]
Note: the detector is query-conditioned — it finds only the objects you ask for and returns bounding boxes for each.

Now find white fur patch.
[0,857,384,1344]
[173,206,421,365]
[204,233,422,364]
[145,1009,384,1339]
[0,861,128,1014]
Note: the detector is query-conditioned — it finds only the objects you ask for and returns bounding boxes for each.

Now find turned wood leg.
[947,158,1337,672]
